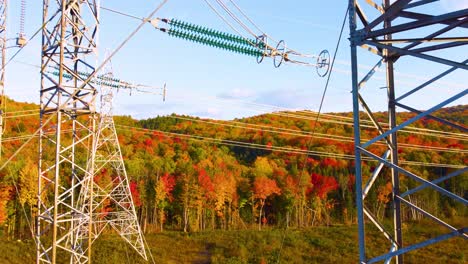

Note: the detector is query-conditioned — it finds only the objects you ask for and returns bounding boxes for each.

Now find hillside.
[0,98,466,240]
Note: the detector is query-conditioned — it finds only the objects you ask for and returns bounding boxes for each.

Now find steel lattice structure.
[348,1,467,263]
[75,60,147,261]
[36,0,100,263]
[0,0,6,159]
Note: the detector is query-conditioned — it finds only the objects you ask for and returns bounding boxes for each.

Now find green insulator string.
[77,70,122,84]
[167,28,264,57]
[49,70,136,90]
[168,18,257,48]
[50,65,123,84]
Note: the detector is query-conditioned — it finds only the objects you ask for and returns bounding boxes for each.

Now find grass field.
[1,221,466,263]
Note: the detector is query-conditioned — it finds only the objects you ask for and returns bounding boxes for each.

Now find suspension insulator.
[167,18,257,48]
[166,28,264,58]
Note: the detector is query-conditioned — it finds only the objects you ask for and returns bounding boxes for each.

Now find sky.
[4,0,468,120]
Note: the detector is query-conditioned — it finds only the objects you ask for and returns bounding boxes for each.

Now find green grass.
[0,222,466,263]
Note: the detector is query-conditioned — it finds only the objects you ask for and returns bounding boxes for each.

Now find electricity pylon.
[0,0,6,160]
[36,0,100,263]
[74,59,148,261]
[348,1,467,263]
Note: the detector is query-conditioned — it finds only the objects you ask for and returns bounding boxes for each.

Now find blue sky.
[5,0,468,120]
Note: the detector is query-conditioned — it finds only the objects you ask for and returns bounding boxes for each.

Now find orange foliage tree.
[253,176,281,230]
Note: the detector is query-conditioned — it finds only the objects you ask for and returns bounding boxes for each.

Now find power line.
[100,6,144,21]
[11,57,464,134]
[2,103,465,144]
[161,92,467,139]
[5,95,465,141]
[202,0,262,51]
[160,115,466,154]
[1,113,465,156]
[115,124,465,169]
[117,124,357,158]
[203,0,327,69]
[94,3,468,88]
[3,122,462,168]
[277,6,347,263]
[140,94,468,141]
[1,2,464,163]
[216,0,317,59]
[1,107,465,156]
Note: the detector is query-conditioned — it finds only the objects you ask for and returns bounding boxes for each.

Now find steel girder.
[348,1,467,263]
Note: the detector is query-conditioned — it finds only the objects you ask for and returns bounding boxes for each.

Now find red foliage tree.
[198,168,215,200]
[130,181,142,207]
[322,158,339,168]
[161,173,176,201]
[144,138,153,147]
[0,184,12,224]
[309,173,339,199]
[253,176,281,229]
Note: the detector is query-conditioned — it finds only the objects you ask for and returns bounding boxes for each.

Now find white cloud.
[218,88,256,99]
[254,87,318,110]
[190,107,223,119]
[206,107,220,116]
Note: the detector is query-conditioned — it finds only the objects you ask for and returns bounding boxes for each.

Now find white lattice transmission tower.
[75,58,147,260]
[0,0,6,159]
[36,0,100,263]
[36,0,150,263]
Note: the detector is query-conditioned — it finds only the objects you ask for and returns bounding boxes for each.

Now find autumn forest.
[0,99,466,240]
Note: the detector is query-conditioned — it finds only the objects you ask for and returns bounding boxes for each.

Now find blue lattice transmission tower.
[348,1,467,263]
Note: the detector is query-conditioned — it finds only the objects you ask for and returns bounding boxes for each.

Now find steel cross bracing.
[74,59,147,261]
[36,0,99,263]
[0,0,6,160]
[348,1,467,263]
